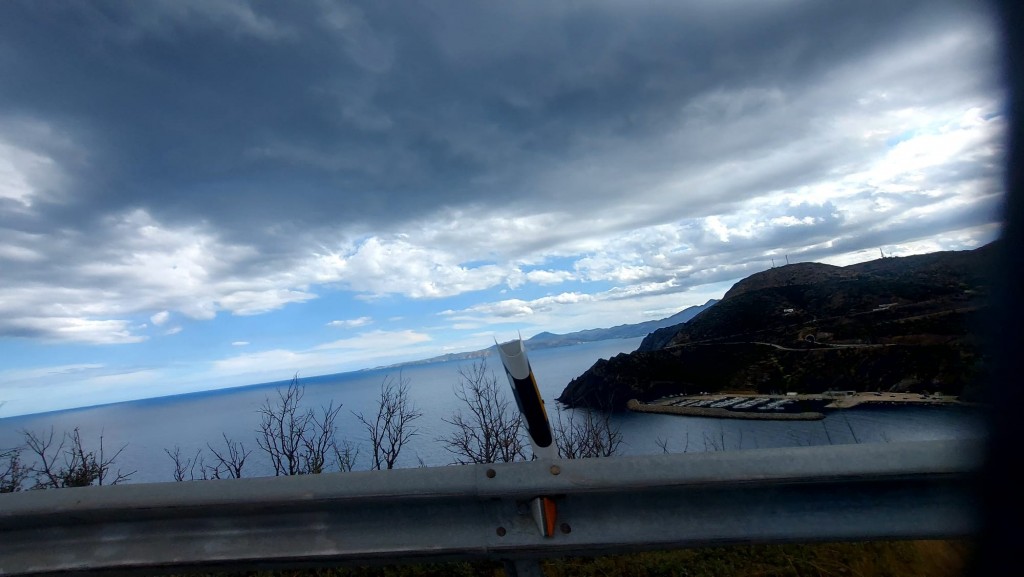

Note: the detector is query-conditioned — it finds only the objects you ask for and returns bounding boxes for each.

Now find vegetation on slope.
[560,245,994,408]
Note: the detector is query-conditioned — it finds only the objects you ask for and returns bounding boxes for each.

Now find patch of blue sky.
[0,338,101,374]
[163,303,331,353]
[565,278,617,294]
[288,291,380,331]
[690,279,737,299]
[885,129,918,148]
[520,255,579,272]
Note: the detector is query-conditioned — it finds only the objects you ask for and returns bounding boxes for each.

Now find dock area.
[628,391,962,420]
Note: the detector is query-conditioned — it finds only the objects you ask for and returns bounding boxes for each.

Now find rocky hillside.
[559,244,995,409]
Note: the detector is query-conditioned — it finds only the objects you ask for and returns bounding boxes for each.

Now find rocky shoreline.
[627,391,965,421]
[626,399,825,420]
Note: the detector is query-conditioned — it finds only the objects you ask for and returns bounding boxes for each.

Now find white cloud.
[218,289,317,316]
[231,341,250,346]
[0,243,44,262]
[443,283,732,338]
[0,209,320,343]
[326,316,373,328]
[164,326,183,335]
[459,299,535,318]
[704,216,731,243]
[443,292,598,321]
[210,330,436,381]
[0,123,67,208]
[314,329,431,351]
[6,317,147,345]
[307,236,515,299]
[525,269,575,285]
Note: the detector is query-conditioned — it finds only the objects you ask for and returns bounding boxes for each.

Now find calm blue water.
[0,338,988,484]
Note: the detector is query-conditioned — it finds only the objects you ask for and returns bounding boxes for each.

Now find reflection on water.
[0,337,988,484]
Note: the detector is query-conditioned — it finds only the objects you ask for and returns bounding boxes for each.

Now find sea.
[0,337,988,484]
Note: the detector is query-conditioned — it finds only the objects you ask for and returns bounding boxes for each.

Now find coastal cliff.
[558,244,994,409]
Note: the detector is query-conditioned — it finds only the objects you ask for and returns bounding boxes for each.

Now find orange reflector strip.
[529,496,559,537]
[541,496,558,537]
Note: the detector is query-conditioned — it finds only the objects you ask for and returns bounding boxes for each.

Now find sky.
[0,0,1006,417]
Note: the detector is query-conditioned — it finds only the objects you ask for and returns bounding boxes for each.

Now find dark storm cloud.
[0,0,997,246]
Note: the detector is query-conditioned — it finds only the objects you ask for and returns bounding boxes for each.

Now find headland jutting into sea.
[559,244,993,415]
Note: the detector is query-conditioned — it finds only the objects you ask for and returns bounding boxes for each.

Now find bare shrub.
[1,446,28,493]
[206,434,252,479]
[301,404,342,474]
[655,431,690,454]
[164,445,204,482]
[440,361,526,464]
[333,440,360,472]
[23,427,134,488]
[355,373,422,470]
[256,374,343,476]
[553,406,622,459]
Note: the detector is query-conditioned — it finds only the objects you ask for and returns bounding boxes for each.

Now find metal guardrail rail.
[0,440,981,576]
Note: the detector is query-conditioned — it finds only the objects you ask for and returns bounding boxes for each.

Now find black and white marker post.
[495,337,561,560]
[495,337,559,461]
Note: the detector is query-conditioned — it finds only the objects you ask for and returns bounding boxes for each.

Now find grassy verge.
[543,540,971,577]
[184,540,972,577]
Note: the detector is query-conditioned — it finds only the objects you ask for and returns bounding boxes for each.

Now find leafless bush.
[256,374,343,476]
[440,361,526,464]
[23,427,133,488]
[1,446,29,493]
[355,373,422,470]
[333,440,360,472]
[553,406,622,459]
[655,437,669,454]
[164,445,204,481]
[302,404,343,474]
[206,434,252,479]
[655,431,690,454]
[702,429,727,452]
[786,429,816,447]
[840,413,860,444]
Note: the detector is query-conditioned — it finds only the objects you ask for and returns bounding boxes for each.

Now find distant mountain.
[380,299,719,369]
[524,299,718,348]
[559,244,995,409]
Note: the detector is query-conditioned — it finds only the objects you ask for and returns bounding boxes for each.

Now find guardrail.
[0,440,981,576]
